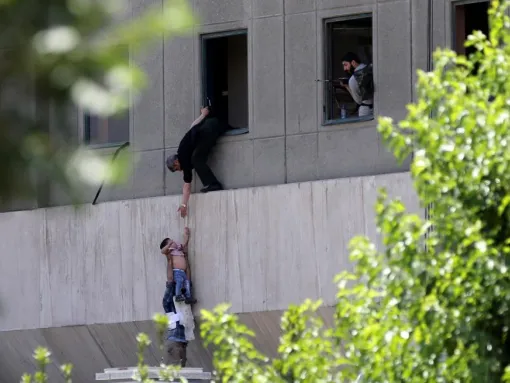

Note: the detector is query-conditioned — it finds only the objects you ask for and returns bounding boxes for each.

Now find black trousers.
[192,117,227,187]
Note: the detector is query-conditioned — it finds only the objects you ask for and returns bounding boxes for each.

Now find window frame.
[199,29,250,136]
[321,13,375,127]
[79,109,131,149]
[450,0,490,53]
[79,43,131,149]
[200,29,248,108]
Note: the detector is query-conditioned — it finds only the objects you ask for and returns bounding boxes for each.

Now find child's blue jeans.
[173,269,191,299]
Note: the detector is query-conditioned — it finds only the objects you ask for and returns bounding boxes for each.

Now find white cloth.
[167,312,181,330]
[173,297,195,341]
[358,105,372,117]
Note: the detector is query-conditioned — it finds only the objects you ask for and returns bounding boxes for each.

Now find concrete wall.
[0,172,420,332]
[0,172,422,382]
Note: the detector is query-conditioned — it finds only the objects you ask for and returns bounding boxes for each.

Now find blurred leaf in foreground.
[0,0,194,208]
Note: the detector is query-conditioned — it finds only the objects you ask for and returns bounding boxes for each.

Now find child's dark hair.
[160,238,170,250]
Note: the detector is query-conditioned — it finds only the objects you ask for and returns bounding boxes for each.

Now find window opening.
[323,15,374,125]
[84,112,129,146]
[201,30,249,134]
[453,1,489,56]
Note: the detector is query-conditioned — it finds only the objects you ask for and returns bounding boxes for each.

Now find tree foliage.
[21,314,185,383]
[0,0,193,207]
[199,1,510,382]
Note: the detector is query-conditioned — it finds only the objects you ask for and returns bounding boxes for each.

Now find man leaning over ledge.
[166,106,228,218]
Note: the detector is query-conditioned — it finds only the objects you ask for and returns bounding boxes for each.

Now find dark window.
[323,15,374,124]
[84,112,129,146]
[84,44,130,146]
[453,1,489,55]
[201,30,249,131]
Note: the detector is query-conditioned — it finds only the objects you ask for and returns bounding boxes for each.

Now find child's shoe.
[185,296,197,305]
[175,294,185,302]
[184,280,197,304]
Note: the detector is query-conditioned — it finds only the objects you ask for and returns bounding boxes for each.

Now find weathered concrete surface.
[0,308,334,383]
[0,173,421,332]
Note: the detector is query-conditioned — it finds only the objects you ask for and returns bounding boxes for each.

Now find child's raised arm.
[183,227,190,253]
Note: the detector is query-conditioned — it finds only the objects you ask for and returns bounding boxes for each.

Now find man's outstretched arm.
[189,106,209,129]
[178,182,192,218]
[178,107,209,218]
[189,114,206,129]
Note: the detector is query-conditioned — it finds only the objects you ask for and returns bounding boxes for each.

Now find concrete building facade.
[104,0,417,204]
[6,0,423,211]
[0,0,492,382]
[78,0,488,205]
[2,0,491,211]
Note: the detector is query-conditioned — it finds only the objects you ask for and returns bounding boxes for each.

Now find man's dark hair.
[342,52,361,64]
[166,154,178,172]
[160,238,170,250]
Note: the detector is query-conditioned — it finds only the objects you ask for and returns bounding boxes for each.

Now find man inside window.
[166,106,228,218]
[341,52,374,117]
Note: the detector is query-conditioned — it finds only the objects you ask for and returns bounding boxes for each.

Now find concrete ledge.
[0,172,421,332]
[96,367,211,381]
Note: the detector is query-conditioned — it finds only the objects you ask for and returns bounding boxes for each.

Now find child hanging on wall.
[160,227,197,305]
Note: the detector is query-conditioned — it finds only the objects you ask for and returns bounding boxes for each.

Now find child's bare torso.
[171,254,187,270]
[169,243,187,270]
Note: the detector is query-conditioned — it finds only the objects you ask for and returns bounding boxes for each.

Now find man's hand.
[180,183,191,219]
[184,227,190,237]
[178,204,188,218]
[200,106,209,116]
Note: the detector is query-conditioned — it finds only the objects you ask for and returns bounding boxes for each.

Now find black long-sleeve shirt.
[176,124,201,183]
